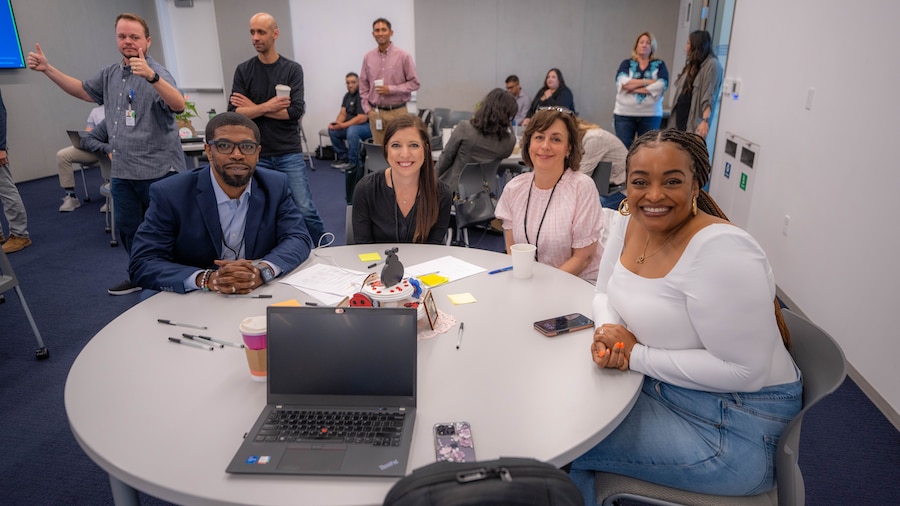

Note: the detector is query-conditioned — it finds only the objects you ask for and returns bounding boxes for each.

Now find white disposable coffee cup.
[511,243,537,279]
[275,84,290,97]
[373,79,384,87]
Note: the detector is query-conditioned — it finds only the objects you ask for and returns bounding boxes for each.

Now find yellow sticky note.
[418,273,449,287]
[272,299,302,307]
[448,293,477,305]
[359,252,381,262]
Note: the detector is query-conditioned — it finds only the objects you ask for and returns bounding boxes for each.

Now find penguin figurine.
[381,247,404,287]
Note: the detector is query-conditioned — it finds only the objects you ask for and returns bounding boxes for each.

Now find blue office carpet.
[1,163,897,505]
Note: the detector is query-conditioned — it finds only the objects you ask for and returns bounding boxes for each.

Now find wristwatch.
[253,260,275,284]
[147,72,160,84]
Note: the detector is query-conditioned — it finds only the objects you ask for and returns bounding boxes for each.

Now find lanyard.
[523,171,564,261]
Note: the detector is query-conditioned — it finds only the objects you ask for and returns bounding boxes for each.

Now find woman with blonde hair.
[613,32,669,149]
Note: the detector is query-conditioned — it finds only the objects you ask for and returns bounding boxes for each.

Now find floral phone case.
[433,422,475,463]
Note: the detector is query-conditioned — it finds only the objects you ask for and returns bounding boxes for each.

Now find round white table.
[65,244,642,506]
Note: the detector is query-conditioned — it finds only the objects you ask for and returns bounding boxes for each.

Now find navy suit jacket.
[129,166,313,293]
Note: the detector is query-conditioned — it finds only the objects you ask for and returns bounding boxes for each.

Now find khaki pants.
[367,106,412,145]
[57,145,99,189]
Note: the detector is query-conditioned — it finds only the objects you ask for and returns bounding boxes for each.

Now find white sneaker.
[100,202,109,213]
[59,195,81,212]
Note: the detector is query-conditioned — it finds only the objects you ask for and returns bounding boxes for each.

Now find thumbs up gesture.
[26,43,49,72]
[129,47,153,80]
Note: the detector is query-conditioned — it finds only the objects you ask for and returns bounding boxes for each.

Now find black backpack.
[383,457,583,506]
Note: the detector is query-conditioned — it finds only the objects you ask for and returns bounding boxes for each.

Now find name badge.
[125,110,136,127]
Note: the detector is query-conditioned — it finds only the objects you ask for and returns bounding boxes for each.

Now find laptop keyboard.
[255,409,406,447]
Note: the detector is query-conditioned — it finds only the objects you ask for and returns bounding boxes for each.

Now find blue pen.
[488,266,513,275]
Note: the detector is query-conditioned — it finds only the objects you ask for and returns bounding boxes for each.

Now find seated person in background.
[568,129,801,503]
[504,75,530,126]
[129,112,313,294]
[328,72,371,173]
[522,68,575,126]
[436,88,518,191]
[56,105,104,212]
[352,115,452,244]
[494,108,603,283]
[576,118,628,210]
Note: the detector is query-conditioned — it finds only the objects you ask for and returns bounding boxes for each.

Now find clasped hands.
[208,259,262,295]
[591,323,637,371]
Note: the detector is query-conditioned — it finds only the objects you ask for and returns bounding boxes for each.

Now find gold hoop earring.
[618,198,631,216]
[692,195,698,216]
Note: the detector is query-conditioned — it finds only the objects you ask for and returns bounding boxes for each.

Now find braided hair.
[625,129,791,349]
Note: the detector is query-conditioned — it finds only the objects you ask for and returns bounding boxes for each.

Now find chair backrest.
[591,161,614,196]
[775,309,846,506]
[448,110,473,128]
[345,205,355,245]
[433,108,451,129]
[96,153,112,181]
[362,140,389,174]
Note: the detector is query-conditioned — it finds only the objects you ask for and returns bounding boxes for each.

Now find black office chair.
[590,161,616,197]
[362,139,389,174]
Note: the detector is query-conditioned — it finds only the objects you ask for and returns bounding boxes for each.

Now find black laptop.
[226,306,418,477]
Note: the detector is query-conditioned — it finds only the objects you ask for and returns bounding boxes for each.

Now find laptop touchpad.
[278,444,346,472]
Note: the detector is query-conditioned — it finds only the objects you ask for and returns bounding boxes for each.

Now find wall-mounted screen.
[0,0,25,69]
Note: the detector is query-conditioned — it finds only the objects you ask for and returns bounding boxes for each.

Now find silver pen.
[185,333,245,349]
[168,336,214,351]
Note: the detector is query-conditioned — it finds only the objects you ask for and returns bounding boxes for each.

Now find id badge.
[125,109,136,127]
[375,118,383,131]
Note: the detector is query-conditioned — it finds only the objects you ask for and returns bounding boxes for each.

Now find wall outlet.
[782,215,791,236]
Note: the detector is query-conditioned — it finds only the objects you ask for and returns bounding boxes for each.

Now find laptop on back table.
[226,306,418,477]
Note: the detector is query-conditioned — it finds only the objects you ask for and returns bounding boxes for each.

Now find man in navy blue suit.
[129,112,313,294]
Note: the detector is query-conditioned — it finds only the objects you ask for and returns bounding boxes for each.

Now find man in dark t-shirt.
[327,72,372,203]
[229,12,324,244]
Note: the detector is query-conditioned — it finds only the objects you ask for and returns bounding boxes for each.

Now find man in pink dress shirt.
[358,18,420,145]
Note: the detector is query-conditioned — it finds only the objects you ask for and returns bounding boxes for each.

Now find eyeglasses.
[537,106,574,115]
[207,139,260,155]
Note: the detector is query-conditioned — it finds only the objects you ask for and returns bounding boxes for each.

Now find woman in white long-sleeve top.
[568,129,801,503]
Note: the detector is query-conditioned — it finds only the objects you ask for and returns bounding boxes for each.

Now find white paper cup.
[275,84,290,97]
[511,243,537,279]
[373,79,384,87]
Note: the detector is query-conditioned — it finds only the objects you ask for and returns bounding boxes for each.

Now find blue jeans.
[613,115,662,150]
[328,123,372,168]
[256,152,325,245]
[111,175,172,254]
[570,375,802,504]
[600,191,626,211]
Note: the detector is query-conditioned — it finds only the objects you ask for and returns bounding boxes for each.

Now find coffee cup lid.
[239,315,267,334]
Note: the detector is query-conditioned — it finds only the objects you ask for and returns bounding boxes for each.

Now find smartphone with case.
[433,422,475,463]
[533,313,594,337]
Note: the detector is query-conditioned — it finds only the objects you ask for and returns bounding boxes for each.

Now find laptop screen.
[266,306,417,406]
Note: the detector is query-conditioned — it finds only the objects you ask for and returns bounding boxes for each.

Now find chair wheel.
[111,240,119,247]
[105,227,111,233]
[36,347,50,360]
[84,197,92,202]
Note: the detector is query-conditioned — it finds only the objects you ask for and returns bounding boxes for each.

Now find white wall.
[289,0,415,147]
[717,0,900,420]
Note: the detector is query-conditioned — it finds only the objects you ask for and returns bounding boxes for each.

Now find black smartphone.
[533,313,594,337]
